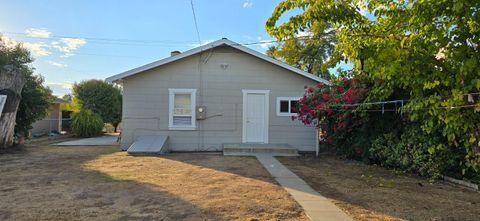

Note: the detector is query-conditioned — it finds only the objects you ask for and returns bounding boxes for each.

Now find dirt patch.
[278,155,480,221]
[0,144,307,221]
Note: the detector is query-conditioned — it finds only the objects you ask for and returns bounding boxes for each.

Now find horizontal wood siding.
[121,46,317,151]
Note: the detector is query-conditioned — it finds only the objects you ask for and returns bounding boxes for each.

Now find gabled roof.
[106,38,330,84]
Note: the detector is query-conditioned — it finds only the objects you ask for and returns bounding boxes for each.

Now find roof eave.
[105,39,330,85]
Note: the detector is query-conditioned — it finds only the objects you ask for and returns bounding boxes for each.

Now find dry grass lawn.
[278,155,480,221]
[0,142,307,221]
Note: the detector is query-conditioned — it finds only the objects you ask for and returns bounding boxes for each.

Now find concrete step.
[223,143,299,156]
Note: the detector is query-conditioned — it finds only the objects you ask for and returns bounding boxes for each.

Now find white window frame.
[168,88,197,130]
[276,97,301,117]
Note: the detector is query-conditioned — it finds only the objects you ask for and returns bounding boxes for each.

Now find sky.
[0,0,348,96]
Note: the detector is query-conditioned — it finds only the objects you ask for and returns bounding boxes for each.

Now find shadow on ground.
[0,142,307,221]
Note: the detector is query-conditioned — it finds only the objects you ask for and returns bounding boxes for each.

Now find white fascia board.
[106,39,330,85]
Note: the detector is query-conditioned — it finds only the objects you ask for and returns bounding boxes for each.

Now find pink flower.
[322,92,330,101]
[344,88,353,103]
[317,102,326,110]
[335,86,343,93]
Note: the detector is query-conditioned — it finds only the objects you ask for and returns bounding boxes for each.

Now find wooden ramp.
[127,135,168,155]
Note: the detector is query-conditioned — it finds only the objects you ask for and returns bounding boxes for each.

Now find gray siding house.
[107,38,329,153]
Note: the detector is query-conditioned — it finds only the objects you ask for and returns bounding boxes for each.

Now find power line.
[189,0,202,45]
[1,30,323,47]
[1,31,196,45]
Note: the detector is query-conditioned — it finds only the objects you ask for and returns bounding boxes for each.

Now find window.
[168,89,196,130]
[276,97,300,116]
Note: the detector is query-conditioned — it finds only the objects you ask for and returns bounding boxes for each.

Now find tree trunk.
[0,65,25,149]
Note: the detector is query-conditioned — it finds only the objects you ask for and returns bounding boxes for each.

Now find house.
[30,98,67,137]
[106,38,329,153]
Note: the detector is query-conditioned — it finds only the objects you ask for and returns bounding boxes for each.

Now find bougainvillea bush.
[295,76,477,181]
[294,77,369,159]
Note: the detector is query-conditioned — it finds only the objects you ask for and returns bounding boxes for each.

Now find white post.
[0,95,6,118]
[57,104,62,132]
[315,127,319,157]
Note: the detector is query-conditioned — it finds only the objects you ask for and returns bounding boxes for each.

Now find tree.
[0,65,25,148]
[266,1,480,174]
[266,21,337,79]
[60,94,80,113]
[15,74,52,137]
[71,109,104,137]
[73,80,122,130]
[0,36,52,148]
[62,94,72,102]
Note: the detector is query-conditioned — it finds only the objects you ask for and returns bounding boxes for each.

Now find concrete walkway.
[53,134,119,146]
[255,154,353,221]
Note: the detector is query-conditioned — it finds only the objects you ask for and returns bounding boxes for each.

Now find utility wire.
[1,31,322,47]
[1,31,195,45]
[189,0,202,45]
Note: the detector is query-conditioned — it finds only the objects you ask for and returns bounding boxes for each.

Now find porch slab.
[255,154,353,221]
[53,134,119,146]
[223,143,299,156]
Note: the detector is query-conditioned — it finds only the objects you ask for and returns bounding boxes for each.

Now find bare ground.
[0,143,307,221]
[278,155,480,221]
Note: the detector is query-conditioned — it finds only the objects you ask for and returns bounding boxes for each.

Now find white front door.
[242,90,269,143]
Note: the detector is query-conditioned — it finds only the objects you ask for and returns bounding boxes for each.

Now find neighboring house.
[30,98,66,136]
[106,38,329,152]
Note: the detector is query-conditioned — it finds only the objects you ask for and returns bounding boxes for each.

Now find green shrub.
[103,123,115,133]
[71,109,104,137]
[369,127,446,179]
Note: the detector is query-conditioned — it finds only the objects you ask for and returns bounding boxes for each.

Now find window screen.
[169,89,196,129]
[280,100,289,113]
[290,100,299,113]
[277,97,300,116]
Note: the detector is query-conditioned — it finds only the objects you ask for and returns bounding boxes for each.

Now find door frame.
[242,89,269,143]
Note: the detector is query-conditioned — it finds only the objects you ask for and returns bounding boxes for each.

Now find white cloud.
[45,82,73,96]
[51,38,87,54]
[191,39,214,47]
[1,36,50,56]
[0,35,19,48]
[46,81,73,89]
[47,60,68,68]
[242,1,253,8]
[295,31,312,38]
[22,42,51,56]
[2,29,87,57]
[257,37,273,49]
[25,28,51,38]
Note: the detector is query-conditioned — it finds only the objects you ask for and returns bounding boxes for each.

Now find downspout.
[197,48,203,151]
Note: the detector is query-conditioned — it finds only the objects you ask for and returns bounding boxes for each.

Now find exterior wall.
[30,103,62,135]
[121,46,318,151]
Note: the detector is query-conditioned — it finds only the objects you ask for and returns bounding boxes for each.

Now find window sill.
[168,126,196,131]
